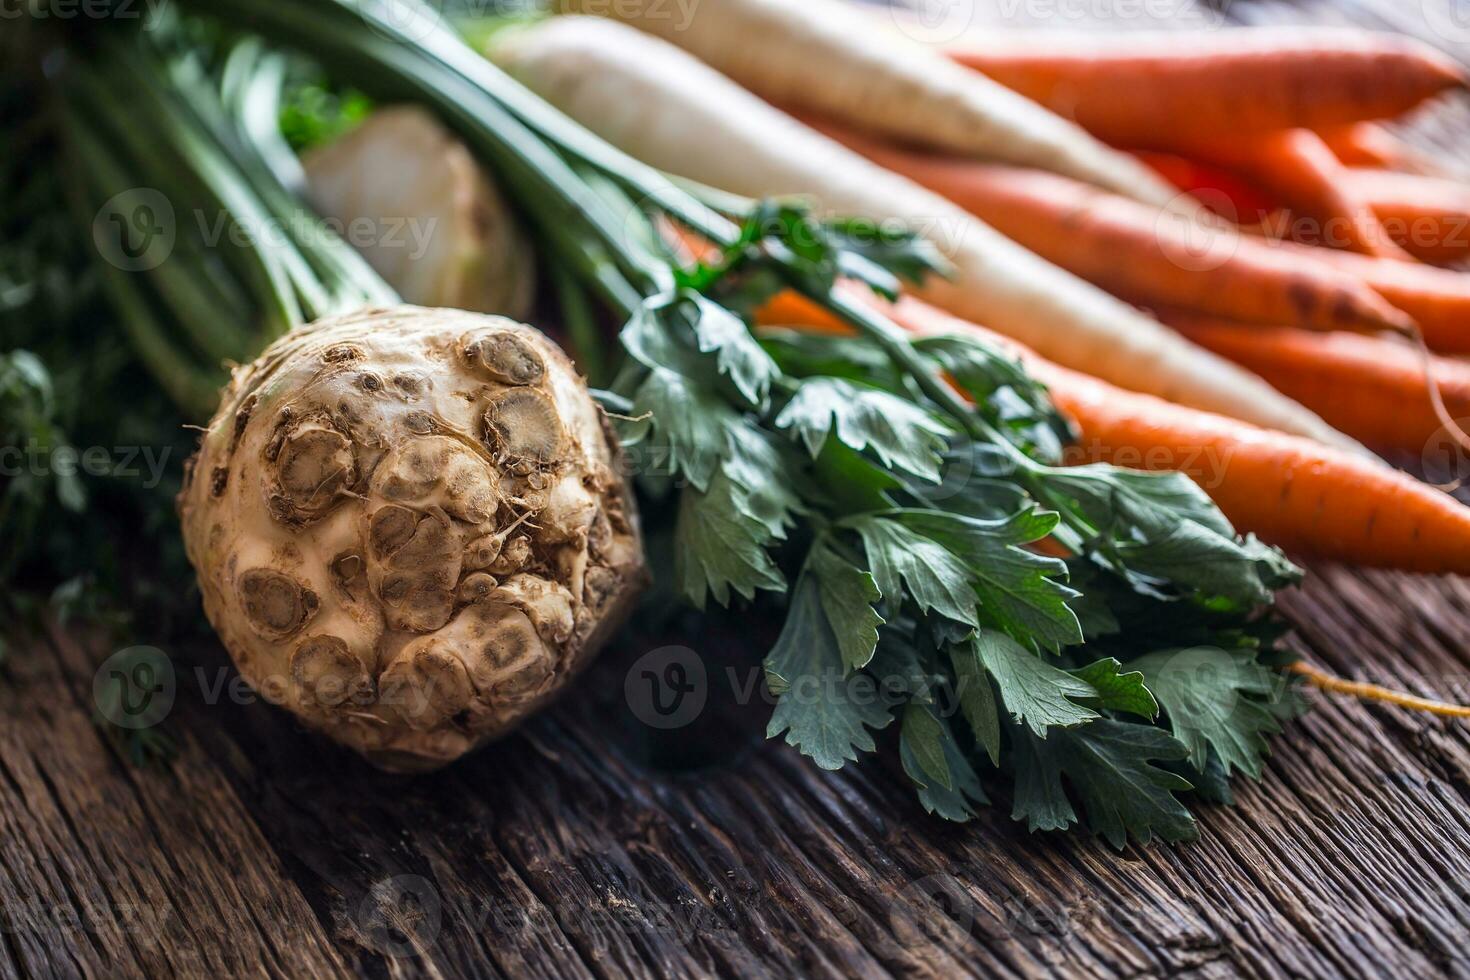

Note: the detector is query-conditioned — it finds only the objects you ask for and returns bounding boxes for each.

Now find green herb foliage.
[611,200,1302,846]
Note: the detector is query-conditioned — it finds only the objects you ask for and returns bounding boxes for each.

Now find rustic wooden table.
[12,1,1470,977]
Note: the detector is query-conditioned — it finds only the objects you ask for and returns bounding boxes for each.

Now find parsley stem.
[800,283,1041,471]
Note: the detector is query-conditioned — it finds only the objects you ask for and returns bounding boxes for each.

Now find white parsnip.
[303,106,536,318]
[554,0,1180,208]
[493,17,1362,452]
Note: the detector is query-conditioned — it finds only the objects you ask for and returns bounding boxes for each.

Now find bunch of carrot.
[499,0,1470,578]
[934,24,1468,258]
[845,24,1470,573]
[892,31,1470,422]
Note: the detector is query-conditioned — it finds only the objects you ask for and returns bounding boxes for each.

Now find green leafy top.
[602,197,1301,846]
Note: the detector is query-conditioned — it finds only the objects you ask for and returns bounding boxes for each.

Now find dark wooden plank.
[0,626,350,980]
[8,562,1470,978]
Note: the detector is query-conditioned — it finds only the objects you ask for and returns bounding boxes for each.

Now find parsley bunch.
[606,199,1304,846]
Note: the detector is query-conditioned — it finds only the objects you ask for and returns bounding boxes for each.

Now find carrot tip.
[1289,661,1470,719]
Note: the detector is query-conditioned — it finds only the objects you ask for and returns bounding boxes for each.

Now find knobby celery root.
[179,306,646,770]
[303,107,536,318]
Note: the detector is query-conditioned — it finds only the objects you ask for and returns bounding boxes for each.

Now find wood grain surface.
[11,1,1470,977]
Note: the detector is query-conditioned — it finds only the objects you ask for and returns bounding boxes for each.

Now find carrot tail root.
[1288,661,1470,718]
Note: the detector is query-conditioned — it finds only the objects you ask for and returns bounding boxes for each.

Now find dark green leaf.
[825,216,951,292]
[849,516,978,626]
[897,509,1082,649]
[775,377,953,482]
[809,439,902,515]
[766,575,894,770]
[686,292,778,407]
[623,291,777,408]
[674,469,786,609]
[630,366,737,492]
[948,643,1000,766]
[1069,659,1158,719]
[900,707,989,821]
[1043,465,1300,605]
[1129,646,1294,778]
[721,422,801,539]
[808,539,884,671]
[1010,720,1197,848]
[972,630,1096,735]
[759,329,899,387]
[901,701,952,791]
[1009,723,1077,834]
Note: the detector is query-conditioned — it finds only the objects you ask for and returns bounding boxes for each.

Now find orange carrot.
[1307,246,1470,353]
[938,27,1464,145]
[1321,122,1435,172]
[811,120,1415,334]
[890,299,1470,572]
[757,291,1470,573]
[1164,314,1470,451]
[1132,150,1278,220]
[1346,168,1470,263]
[1195,130,1413,259]
[1037,360,1470,571]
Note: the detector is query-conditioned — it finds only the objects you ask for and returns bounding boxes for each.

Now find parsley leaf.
[900,704,989,821]
[949,642,1001,766]
[1069,658,1158,720]
[1129,646,1297,779]
[1010,720,1197,848]
[629,366,736,492]
[808,539,884,671]
[971,630,1098,735]
[848,515,979,626]
[823,215,951,293]
[809,439,903,515]
[775,377,954,482]
[759,329,897,386]
[624,291,777,409]
[765,574,895,770]
[1041,465,1300,605]
[896,509,1082,650]
[684,292,778,408]
[674,466,787,609]
[721,421,801,539]
[901,700,953,790]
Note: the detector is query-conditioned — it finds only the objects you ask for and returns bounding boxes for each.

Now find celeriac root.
[179,305,646,770]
